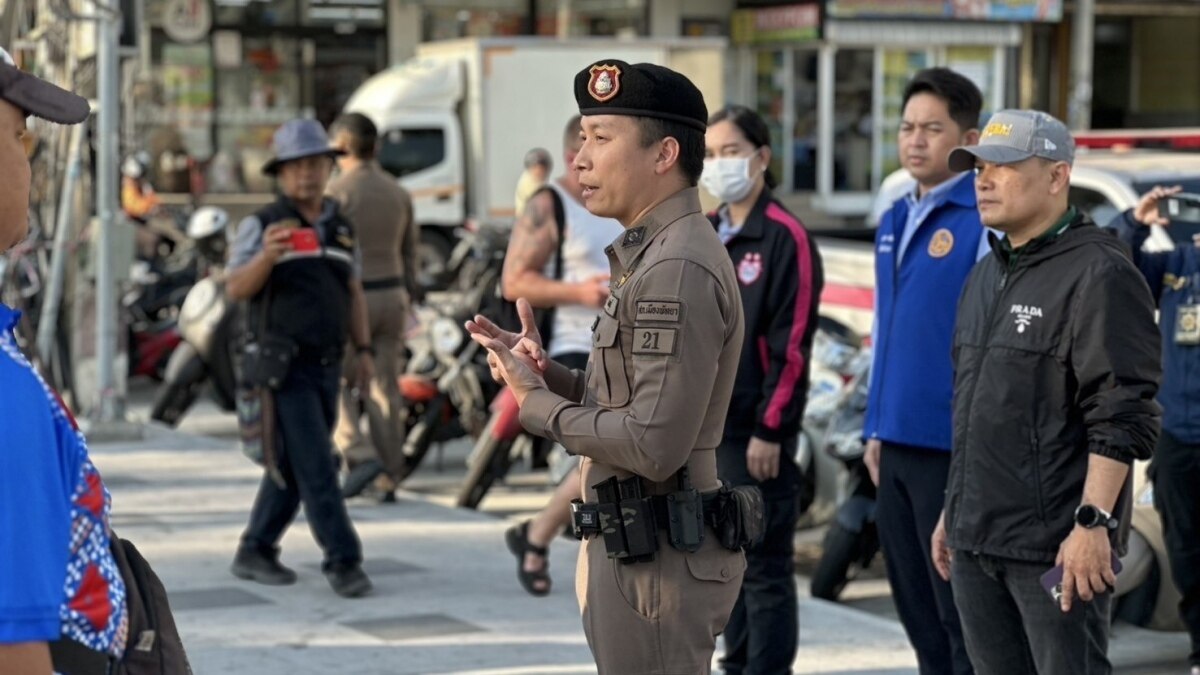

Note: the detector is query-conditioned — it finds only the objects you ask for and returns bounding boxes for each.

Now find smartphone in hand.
[290,228,320,253]
[1040,553,1124,604]
[1158,193,1200,223]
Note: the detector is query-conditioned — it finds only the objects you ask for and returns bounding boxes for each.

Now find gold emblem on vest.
[928,228,955,258]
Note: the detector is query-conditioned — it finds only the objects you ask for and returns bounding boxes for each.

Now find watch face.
[1077,505,1100,527]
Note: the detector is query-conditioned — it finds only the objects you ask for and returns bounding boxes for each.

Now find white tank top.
[544,182,624,358]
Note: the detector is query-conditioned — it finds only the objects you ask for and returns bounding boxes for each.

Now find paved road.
[108,380,1190,674]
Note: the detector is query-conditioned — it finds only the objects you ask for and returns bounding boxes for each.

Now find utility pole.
[1068,0,1095,130]
[94,3,124,423]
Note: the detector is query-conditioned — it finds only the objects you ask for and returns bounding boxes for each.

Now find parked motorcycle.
[150,207,237,423]
[809,346,879,601]
[453,385,531,509]
[796,320,866,529]
[366,223,508,488]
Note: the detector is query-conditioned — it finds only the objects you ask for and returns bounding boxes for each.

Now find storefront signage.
[827,0,1062,22]
[163,0,212,43]
[732,2,821,45]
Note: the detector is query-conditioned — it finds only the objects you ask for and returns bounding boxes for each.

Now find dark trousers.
[1152,430,1200,666]
[720,439,800,675]
[877,443,973,675]
[952,552,1112,675]
[240,359,362,570]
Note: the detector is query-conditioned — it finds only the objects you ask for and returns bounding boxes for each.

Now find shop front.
[731,0,1063,218]
[133,0,388,197]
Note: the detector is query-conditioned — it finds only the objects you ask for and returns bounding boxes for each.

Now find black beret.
[574,59,707,132]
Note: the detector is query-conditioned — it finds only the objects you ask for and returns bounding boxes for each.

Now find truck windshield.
[379,128,446,178]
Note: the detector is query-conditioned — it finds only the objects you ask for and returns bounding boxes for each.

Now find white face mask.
[701,155,758,204]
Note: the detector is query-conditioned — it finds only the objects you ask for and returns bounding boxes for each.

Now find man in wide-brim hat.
[226,118,377,599]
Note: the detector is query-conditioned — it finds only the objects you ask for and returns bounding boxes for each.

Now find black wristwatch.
[1074,504,1118,530]
[355,344,375,357]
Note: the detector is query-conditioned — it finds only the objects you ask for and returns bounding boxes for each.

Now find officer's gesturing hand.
[465,298,549,383]
[260,223,294,262]
[473,337,547,406]
[1056,524,1117,613]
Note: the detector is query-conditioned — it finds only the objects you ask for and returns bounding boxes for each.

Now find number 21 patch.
[632,327,677,357]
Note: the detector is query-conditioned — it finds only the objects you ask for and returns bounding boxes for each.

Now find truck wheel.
[810,522,861,601]
[417,229,454,292]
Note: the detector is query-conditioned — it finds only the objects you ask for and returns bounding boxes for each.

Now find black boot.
[325,562,372,598]
[231,548,298,586]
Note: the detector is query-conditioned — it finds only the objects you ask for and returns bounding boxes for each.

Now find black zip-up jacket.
[946,211,1161,563]
[707,190,824,445]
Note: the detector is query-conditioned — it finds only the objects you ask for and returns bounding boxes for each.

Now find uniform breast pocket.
[590,315,632,408]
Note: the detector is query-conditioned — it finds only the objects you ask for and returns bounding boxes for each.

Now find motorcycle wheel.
[391,396,446,484]
[150,344,207,427]
[810,521,865,601]
[455,417,516,510]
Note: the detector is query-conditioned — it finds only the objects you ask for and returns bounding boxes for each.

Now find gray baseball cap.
[0,46,90,124]
[948,109,1074,172]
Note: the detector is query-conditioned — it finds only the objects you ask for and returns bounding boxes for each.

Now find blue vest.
[1159,245,1200,443]
[865,175,982,452]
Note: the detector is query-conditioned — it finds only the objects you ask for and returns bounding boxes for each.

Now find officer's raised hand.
[474,336,546,406]
[260,223,294,262]
[466,298,549,383]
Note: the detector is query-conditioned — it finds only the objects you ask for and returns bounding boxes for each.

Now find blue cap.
[262,119,343,175]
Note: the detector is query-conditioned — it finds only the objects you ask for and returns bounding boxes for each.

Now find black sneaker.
[231,549,298,586]
[325,563,372,598]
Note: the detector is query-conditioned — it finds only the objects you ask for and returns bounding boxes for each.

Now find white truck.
[343,37,727,289]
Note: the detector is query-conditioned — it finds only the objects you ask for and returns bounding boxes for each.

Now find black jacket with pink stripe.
[707,189,824,447]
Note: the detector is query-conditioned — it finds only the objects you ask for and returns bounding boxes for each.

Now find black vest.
[248,197,356,354]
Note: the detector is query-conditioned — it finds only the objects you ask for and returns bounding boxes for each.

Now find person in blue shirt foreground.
[0,46,128,675]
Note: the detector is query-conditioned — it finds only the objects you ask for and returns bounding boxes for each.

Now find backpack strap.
[532,184,568,345]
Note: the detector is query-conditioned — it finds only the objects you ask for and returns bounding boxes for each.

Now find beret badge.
[587,64,622,102]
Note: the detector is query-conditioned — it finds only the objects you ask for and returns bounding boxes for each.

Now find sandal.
[505,520,551,597]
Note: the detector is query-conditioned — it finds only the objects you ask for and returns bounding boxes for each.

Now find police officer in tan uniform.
[467,60,748,675]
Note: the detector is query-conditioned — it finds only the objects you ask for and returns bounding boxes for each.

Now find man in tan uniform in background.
[327,112,419,501]
[468,60,748,675]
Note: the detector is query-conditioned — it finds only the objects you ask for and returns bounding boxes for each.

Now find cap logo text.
[588,64,622,103]
[983,122,1013,138]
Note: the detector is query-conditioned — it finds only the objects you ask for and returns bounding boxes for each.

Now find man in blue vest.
[862,68,987,675]
[226,119,376,598]
[1108,186,1200,675]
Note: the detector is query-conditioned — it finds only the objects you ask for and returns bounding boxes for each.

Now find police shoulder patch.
[636,300,681,323]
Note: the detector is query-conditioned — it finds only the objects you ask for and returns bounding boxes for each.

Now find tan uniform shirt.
[326,161,418,288]
[520,187,745,497]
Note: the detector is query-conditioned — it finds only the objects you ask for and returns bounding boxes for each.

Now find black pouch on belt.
[617,476,658,563]
[242,334,298,390]
[665,468,705,553]
[716,484,766,551]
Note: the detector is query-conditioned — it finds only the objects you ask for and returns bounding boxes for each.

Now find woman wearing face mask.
[704,105,824,675]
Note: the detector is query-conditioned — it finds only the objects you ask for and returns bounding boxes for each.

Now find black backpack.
[485,185,567,346]
[51,535,192,675]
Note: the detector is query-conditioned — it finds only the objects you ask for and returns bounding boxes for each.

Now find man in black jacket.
[931,110,1161,675]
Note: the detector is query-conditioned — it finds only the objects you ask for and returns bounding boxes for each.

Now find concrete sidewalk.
[87,423,1188,674]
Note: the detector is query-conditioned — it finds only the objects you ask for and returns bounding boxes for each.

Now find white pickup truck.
[814,149,1200,338]
[343,37,726,290]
